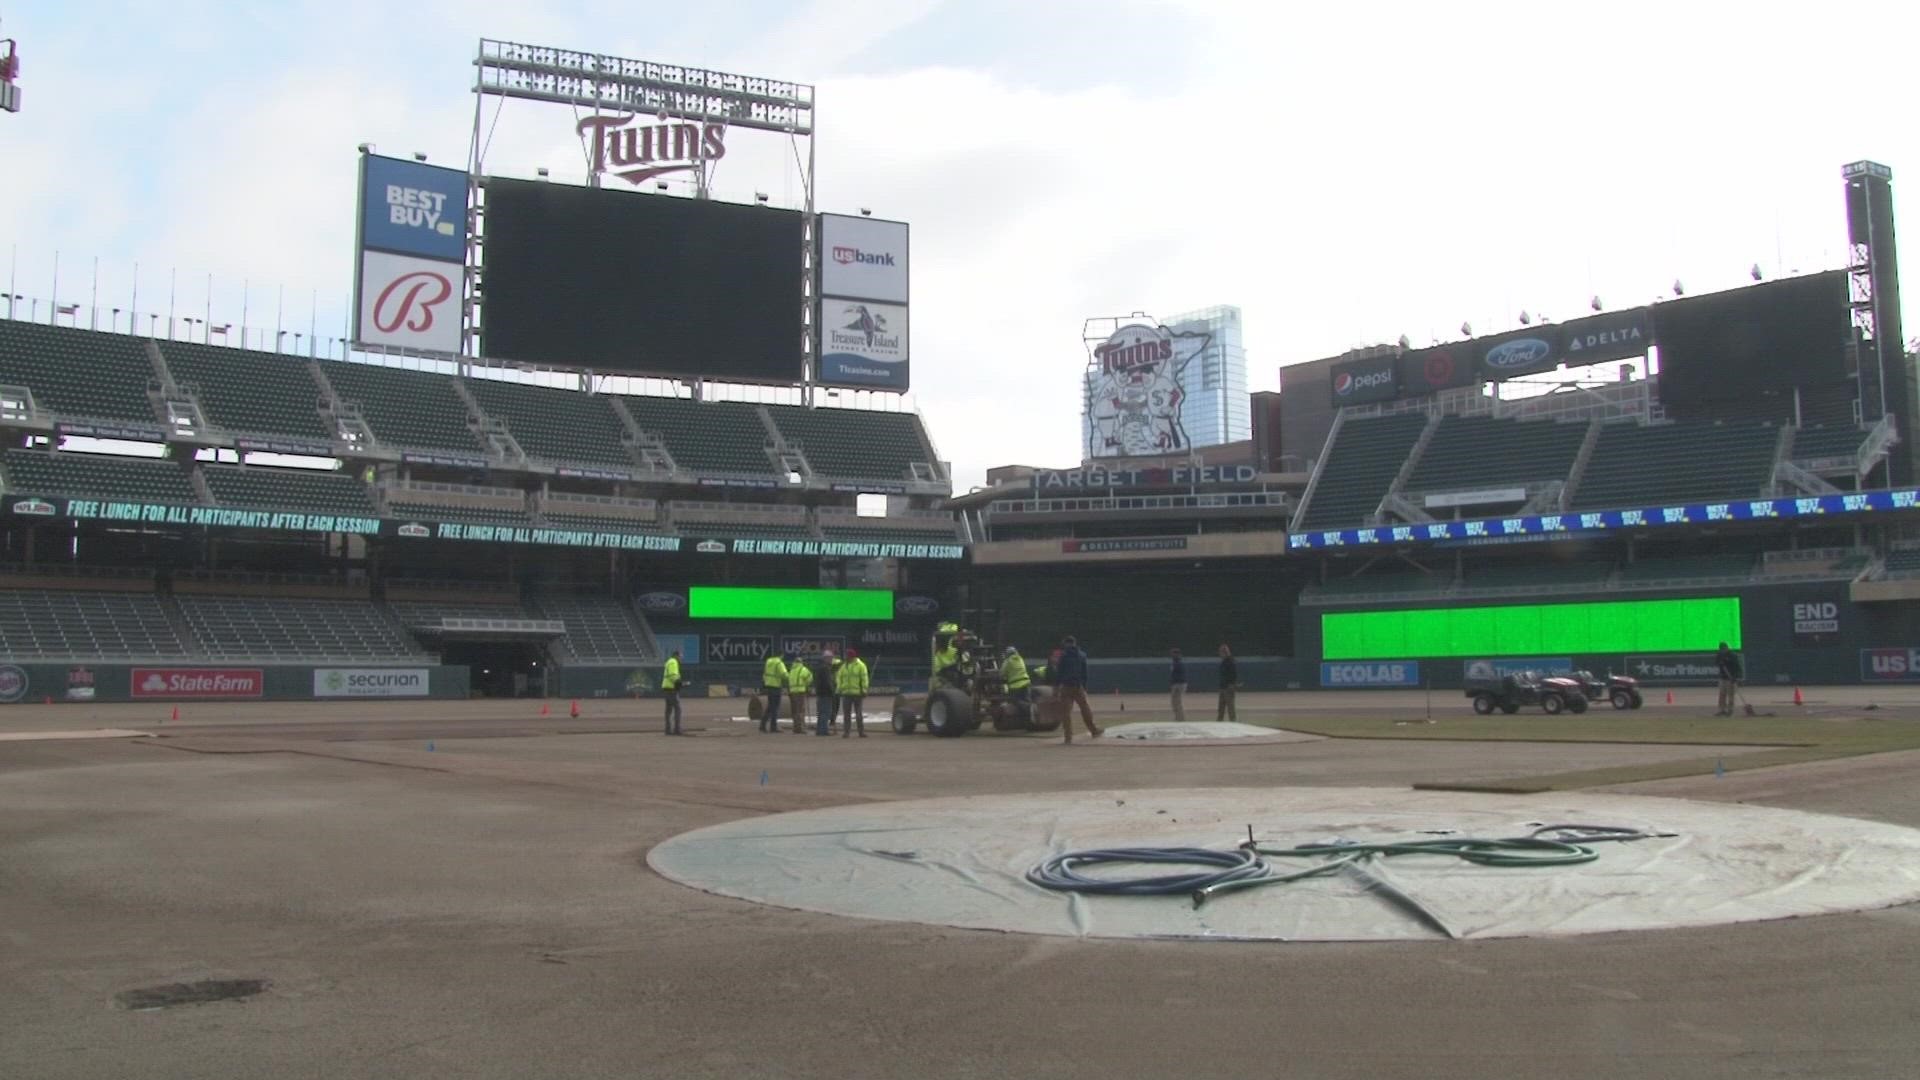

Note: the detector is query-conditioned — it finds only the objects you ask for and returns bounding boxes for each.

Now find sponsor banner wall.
[855,626,927,655]
[313,668,430,698]
[706,634,775,664]
[781,635,847,660]
[818,213,908,303]
[1329,354,1399,406]
[1319,660,1421,687]
[655,633,701,663]
[1861,647,1920,681]
[893,595,941,617]
[635,591,688,616]
[1031,464,1260,491]
[1398,344,1480,396]
[0,664,28,702]
[1622,653,1736,685]
[357,249,462,354]
[360,154,469,261]
[1061,537,1188,554]
[1464,658,1575,680]
[817,298,908,389]
[132,668,265,699]
[1476,327,1564,378]
[1558,307,1650,366]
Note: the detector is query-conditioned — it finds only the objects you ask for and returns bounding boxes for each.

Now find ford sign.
[1484,337,1554,371]
[894,595,940,616]
[636,591,687,614]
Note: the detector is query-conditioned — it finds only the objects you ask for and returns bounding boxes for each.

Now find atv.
[1466,671,1589,716]
[889,637,1065,737]
[1572,670,1645,710]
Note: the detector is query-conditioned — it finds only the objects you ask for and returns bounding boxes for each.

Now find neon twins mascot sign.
[577,112,728,186]
[1086,323,1209,458]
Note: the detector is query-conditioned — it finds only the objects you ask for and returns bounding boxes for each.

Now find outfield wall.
[0,664,470,704]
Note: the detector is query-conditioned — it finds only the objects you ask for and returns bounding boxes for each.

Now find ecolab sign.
[1320,661,1421,687]
[131,668,264,699]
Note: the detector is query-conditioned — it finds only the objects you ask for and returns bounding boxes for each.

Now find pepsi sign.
[1328,356,1398,406]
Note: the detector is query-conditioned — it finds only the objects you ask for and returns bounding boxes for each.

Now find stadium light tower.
[0,31,20,115]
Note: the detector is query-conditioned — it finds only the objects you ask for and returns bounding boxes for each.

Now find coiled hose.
[1025,824,1672,908]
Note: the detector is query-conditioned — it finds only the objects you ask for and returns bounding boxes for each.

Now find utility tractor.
[889,633,1064,737]
[1465,670,1590,716]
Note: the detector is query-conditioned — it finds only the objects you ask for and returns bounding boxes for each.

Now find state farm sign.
[131,668,264,699]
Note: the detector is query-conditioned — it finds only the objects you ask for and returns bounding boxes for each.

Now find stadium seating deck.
[533,595,653,662]
[1615,554,1757,584]
[819,527,962,545]
[621,397,774,475]
[1790,425,1867,461]
[386,501,532,529]
[1570,421,1779,510]
[160,342,332,440]
[4,449,198,504]
[1297,414,1430,529]
[321,361,484,454]
[0,322,159,422]
[1882,549,1920,575]
[1405,416,1587,493]
[0,589,191,658]
[465,379,636,467]
[765,404,933,479]
[388,599,532,628]
[539,512,675,534]
[176,595,427,661]
[203,465,376,516]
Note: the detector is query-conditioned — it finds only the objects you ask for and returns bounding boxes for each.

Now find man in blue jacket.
[1054,635,1101,743]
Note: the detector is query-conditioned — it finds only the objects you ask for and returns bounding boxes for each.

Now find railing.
[1290,408,1346,531]
[0,562,155,582]
[667,498,807,522]
[1298,567,1763,607]
[990,491,1291,516]
[384,577,517,596]
[382,478,527,510]
[815,505,953,522]
[541,491,658,516]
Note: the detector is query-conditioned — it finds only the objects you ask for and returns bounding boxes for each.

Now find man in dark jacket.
[1715,642,1742,716]
[1169,647,1188,722]
[1054,636,1101,743]
[1217,644,1239,722]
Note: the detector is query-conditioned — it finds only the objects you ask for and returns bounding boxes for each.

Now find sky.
[2,0,1916,490]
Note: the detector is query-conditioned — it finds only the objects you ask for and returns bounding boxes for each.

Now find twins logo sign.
[1086,323,1209,458]
[358,250,461,354]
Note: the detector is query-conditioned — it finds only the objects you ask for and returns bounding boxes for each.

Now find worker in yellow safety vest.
[661,650,684,735]
[785,653,814,735]
[1001,646,1031,704]
[837,649,871,738]
[760,651,791,733]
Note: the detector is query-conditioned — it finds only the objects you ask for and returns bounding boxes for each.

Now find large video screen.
[481,179,806,381]
[1321,597,1742,659]
[1655,271,1850,401]
[689,586,893,621]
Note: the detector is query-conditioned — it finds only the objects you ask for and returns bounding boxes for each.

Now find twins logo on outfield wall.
[1086,323,1209,459]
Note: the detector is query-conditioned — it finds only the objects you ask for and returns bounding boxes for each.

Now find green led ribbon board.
[688,586,894,621]
[1321,597,1742,660]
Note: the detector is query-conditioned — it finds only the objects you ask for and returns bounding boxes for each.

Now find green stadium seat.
[1570,421,1779,510]
[531,595,654,662]
[1789,425,1867,461]
[465,379,636,468]
[203,465,376,516]
[175,595,428,661]
[763,403,937,480]
[0,589,191,659]
[320,360,484,454]
[621,397,776,476]
[159,341,332,440]
[1297,414,1429,529]
[0,322,160,422]
[1405,416,1587,494]
[3,449,198,504]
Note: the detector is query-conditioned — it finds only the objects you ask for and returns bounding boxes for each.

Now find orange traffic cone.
[42,695,51,705]
[1793,687,1804,706]
[539,701,550,716]
[1665,690,1674,706]
[170,705,179,722]
[569,699,580,718]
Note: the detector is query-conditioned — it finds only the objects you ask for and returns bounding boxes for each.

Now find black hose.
[1026,823,1674,909]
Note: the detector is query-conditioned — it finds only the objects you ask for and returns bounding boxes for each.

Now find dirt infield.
[4,687,1920,1078]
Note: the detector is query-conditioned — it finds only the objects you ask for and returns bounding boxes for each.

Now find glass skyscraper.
[1165,304,1249,448]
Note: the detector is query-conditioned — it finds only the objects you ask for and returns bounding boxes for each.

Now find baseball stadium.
[5,25,1920,1080]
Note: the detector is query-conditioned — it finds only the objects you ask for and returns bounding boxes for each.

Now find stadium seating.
[388,598,531,628]
[1570,421,1779,510]
[765,404,934,480]
[160,342,332,440]
[1614,554,1756,585]
[203,465,376,516]
[175,595,427,661]
[0,589,191,658]
[1789,425,1866,461]
[321,361,484,454]
[464,379,636,467]
[819,527,962,546]
[0,321,159,422]
[532,595,654,662]
[1404,416,1586,493]
[3,449,198,504]
[1297,414,1430,529]
[620,397,774,475]
[1882,549,1920,575]
[386,500,533,528]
